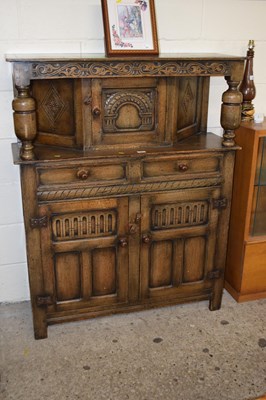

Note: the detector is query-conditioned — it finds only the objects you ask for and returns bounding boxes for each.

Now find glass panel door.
[250,137,266,236]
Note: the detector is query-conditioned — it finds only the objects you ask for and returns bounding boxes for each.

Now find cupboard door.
[32,79,84,148]
[175,76,209,142]
[140,188,221,301]
[39,197,129,313]
[89,77,167,148]
[250,136,266,236]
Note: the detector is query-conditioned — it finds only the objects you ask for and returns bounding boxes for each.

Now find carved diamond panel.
[151,201,209,230]
[52,210,117,241]
[177,77,198,133]
[181,82,194,114]
[40,84,66,130]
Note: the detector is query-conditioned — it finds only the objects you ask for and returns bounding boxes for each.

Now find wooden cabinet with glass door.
[225,119,266,301]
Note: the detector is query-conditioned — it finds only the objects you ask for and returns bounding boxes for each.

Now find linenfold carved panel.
[103,89,155,132]
[52,211,117,241]
[32,61,231,79]
[151,201,209,230]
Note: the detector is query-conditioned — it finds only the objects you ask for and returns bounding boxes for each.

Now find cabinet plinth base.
[44,292,212,328]
[225,281,266,303]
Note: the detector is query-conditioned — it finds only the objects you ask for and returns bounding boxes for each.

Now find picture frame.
[101,0,159,56]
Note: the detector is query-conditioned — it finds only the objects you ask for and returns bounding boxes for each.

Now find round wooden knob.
[118,237,128,248]
[92,107,101,116]
[178,163,188,172]
[77,169,90,180]
[142,234,151,244]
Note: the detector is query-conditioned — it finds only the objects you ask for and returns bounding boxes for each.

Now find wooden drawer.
[37,163,127,186]
[142,155,221,180]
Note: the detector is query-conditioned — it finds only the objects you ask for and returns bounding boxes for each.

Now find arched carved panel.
[103,89,155,132]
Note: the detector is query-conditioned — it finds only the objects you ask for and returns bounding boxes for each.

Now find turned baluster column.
[12,85,37,160]
[239,40,256,121]
[221,78,243,147]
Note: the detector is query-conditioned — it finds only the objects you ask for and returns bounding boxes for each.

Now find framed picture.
[101,0,159,56]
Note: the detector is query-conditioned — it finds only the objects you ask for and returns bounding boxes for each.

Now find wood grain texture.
[10,54,241,338]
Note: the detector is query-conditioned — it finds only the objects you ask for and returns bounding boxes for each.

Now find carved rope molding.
[31,61,231,79]
[37,177,223,202]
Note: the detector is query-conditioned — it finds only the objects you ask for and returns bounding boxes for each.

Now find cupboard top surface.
[6,53,245,87]
[12,133,239,165]
[5,53,245,62]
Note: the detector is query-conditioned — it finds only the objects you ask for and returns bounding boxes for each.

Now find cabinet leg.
[209,297,222,311]
[32,307,48,340]
[209,289,223,311]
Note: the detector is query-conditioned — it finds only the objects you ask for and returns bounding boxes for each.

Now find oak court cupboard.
[6,53,244,339]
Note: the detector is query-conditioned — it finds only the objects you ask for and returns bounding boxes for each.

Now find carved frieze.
[38,177,222,202]
[32,61,231,79]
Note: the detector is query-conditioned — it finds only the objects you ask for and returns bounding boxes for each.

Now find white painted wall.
[1,0,266,302]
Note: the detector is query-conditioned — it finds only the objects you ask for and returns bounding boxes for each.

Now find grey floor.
[0,291,265,400]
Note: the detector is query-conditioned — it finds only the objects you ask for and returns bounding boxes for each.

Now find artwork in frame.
[101,0,159,56]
